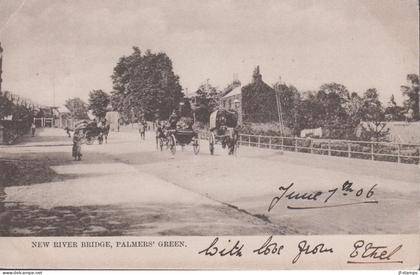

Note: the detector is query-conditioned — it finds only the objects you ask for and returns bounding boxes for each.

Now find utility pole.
[275,90,285,136]
[0,42,3,93]
[275,78,286,136]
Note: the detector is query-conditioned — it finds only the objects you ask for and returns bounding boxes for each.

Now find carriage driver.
[217,114,228,135]
[168,110,179,130]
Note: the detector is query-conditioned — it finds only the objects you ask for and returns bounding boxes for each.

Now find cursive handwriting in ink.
[198,237,244,257]
[253,236,284,255]
[347,240,403,264]
[292,240,333,264]
[269,181,378,211]
[268,183,323,212]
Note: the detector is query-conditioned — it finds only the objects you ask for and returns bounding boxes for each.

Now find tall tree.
[312,83,351,138]
[111,47,183,122]
[273,82,301,133]
[88,90,110,118]
[65,97,89,120]
[401,74,419,121]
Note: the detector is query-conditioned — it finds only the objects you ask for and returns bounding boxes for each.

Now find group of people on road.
[70,111,184,161]
[70,118,110,161]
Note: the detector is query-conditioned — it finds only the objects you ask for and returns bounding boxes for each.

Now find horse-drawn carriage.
[156,117,200,155]
[208,109,239,155]
[74,120,109,145]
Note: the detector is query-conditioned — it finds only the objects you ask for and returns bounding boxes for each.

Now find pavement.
[0,127,418,236]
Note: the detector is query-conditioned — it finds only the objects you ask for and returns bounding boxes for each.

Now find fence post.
[269,136,272,149]
[281,136,284,151]
[258,135,261,148]
[348,143,351,158]
[397,144,401,163]
[371,143,374,160]
[248,135,251,147]
[310,139,313,154]
[295,138,298,152]
[328,140,331,156]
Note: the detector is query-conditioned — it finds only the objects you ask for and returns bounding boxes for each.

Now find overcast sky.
[0,0,418,106]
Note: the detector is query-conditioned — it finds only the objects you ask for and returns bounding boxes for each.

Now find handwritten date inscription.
[268,181,378,211]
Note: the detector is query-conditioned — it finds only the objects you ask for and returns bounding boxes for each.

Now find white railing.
[199,131,420,165]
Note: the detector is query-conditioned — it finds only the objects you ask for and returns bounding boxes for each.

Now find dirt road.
[0,127,418,236]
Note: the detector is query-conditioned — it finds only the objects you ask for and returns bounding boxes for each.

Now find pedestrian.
[139,121,146,141]
[64,127,72,137]
[31,122,36,137]
[72,129,83,161]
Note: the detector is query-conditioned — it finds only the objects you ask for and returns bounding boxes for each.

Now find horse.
[155,122,168,150]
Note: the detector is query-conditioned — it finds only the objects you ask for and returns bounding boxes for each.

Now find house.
[221,66,278,125]
[220,80,242,124]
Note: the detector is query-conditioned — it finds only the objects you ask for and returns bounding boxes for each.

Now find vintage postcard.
[0,0,419,270]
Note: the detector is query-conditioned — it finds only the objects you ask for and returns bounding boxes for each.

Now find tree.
[307,83,352,138]
[384,94,405,121]
[318,83,350,126]
[111,47,183,122]
[296,91,323,131]
[359,88,389,141]
[345,92,364,126]
[319,82,350,104]
[194,81,221,123]
[401,74,419,121]
[65,97,89,120]
[0,91,13,119]
[273,82,301,134]
[88,90,110,118]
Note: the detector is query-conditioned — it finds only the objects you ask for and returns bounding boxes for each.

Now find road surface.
[0,127,418,236]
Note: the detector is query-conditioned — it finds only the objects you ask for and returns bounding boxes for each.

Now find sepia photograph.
[0,0,418,270]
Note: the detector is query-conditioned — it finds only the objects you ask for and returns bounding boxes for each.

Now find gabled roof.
[222,86,241,98]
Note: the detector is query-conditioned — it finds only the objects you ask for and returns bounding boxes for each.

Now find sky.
[0,0,418,107]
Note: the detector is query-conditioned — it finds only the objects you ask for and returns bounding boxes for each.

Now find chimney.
[252,65,262,83]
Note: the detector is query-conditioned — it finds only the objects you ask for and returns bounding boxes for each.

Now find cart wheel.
[209,132,215,155]
[169,135,176,155]
[193,139,200,155]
